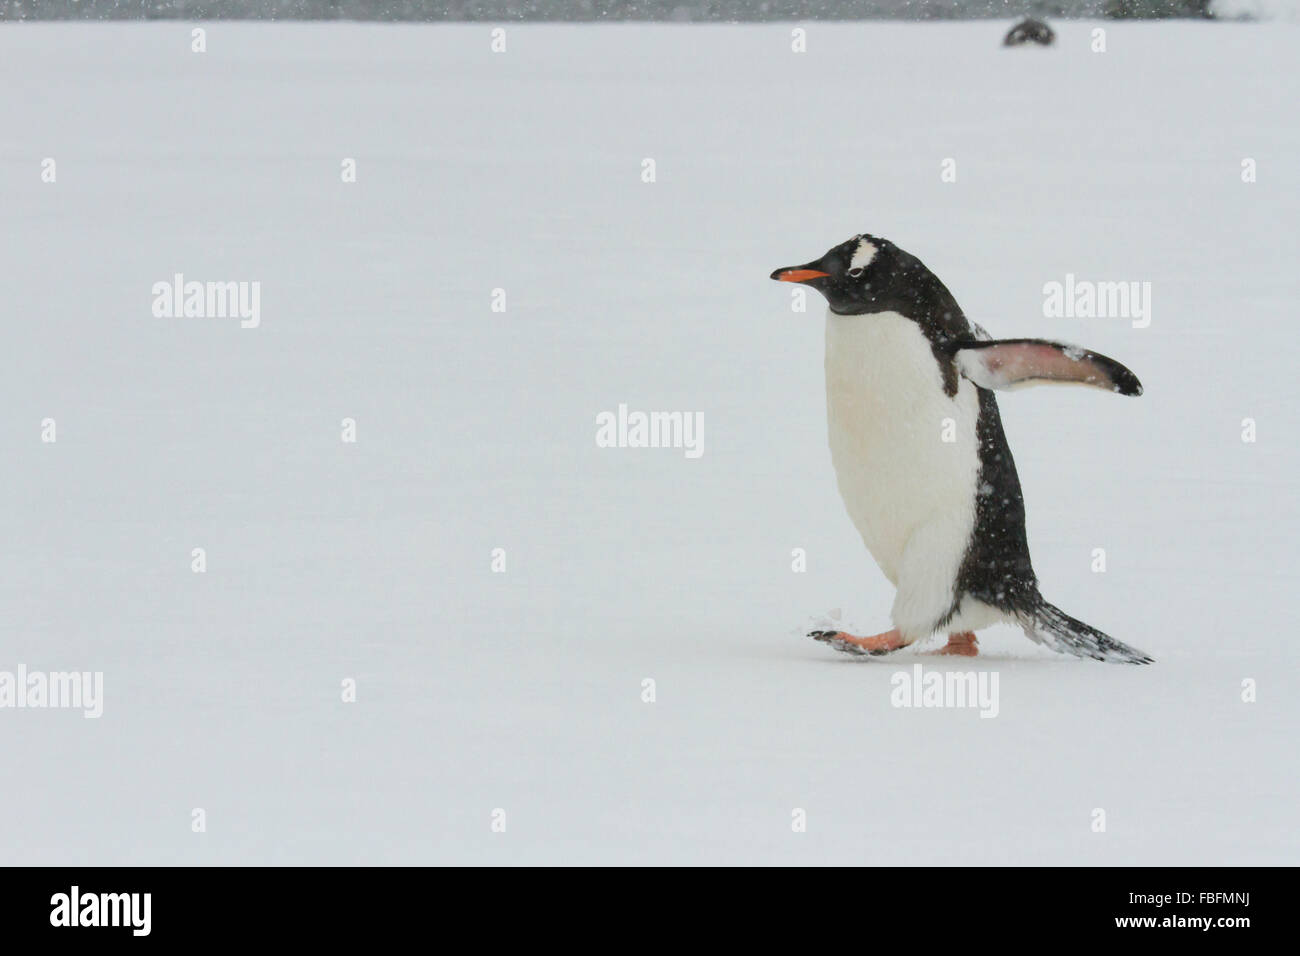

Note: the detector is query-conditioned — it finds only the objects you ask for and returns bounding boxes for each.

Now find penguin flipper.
[952,338,1143,396]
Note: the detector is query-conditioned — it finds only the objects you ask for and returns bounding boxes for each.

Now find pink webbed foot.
[809,628,907,657]
[929,631,979,657]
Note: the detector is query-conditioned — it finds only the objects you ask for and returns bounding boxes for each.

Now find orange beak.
[771,268,830,283]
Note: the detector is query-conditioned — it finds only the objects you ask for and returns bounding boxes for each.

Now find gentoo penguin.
[1003,17,1055,46]
[771,234,1151,663]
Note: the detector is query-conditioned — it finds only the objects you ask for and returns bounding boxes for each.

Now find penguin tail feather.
[1018,600,1153,664]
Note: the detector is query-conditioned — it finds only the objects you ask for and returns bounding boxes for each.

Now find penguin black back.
[1004,18,1055,47]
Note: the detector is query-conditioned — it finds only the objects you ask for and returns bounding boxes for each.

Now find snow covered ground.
[1,21,1296,865]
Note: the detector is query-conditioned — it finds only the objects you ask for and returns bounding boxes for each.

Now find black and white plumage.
[771,234,1151,664]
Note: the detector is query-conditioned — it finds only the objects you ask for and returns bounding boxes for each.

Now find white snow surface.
[1,21,1297,865]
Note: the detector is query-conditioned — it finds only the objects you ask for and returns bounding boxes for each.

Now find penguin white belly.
[825,310,984,636]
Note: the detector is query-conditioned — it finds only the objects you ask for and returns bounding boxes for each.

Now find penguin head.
[771,234,917,316]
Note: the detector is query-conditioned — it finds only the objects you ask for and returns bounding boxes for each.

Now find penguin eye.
[847,267,865,278]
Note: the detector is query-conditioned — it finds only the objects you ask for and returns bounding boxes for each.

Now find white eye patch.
[849,239,877,271]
